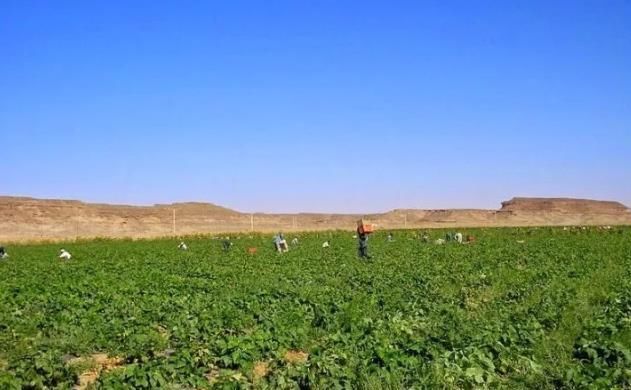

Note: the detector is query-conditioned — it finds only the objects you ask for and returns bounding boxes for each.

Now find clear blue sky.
[1,1,630,213]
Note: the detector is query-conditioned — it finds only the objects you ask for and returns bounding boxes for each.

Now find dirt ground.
[1,196,629,242]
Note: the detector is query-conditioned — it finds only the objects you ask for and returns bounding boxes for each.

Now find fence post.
[172,208,176,235]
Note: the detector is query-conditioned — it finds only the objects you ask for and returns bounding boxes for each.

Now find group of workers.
[270,225,374,259]
[269,229,371,259]
[0,226,471,263]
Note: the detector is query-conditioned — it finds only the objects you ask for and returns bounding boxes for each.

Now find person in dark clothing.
[222,239,233,251]
[0,246,7,259]
[357,229,371,259]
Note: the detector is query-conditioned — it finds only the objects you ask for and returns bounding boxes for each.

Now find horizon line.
[1,194,629,215]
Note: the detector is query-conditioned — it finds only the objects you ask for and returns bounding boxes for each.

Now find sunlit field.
[1,227,630,389]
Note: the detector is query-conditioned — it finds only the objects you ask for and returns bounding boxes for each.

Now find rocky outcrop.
[500,197,629,214]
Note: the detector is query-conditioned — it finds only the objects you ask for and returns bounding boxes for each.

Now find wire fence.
[1,207,419,242]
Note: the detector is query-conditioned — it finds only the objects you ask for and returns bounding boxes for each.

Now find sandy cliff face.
[1,196,629,242]
[495,197,631,226]
[500,197,628,213]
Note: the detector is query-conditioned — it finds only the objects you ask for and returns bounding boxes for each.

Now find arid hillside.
[1,196,629,242]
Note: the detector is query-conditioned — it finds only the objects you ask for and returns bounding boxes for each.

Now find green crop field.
[1,227,630,389]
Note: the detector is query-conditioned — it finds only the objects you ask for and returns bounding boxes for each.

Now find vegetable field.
[1,227,630,389]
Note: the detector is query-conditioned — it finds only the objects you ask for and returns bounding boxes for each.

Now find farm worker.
[435,238,445,245]
[222,239,233,251]
[59,249,72,260]
[322,240,330,248]
[273,233,288,253]
[0,246,8,259]
[387,232,394,242]
[454,233,463,244]
[273,233,281,251]
[357,229,371,259]
[178,241,188,251]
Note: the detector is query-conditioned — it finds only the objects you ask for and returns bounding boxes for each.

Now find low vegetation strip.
[0,227,629,388]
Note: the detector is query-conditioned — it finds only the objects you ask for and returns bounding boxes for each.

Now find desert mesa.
[0,196,630,242]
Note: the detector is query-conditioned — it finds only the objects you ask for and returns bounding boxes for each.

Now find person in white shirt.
[178,242,188,251]
[59,249,72,260]
[273,233,288,253]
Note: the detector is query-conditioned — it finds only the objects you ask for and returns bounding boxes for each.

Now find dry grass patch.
[66,353,125,390]
[283,350,309,365]
[75,370,99,390]
[252,361,270,380]
[205,364,220,385]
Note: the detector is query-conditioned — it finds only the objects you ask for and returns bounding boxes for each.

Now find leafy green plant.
[0,227,629,388]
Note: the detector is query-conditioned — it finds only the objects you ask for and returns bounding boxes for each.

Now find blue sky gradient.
[1,1,630,213]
